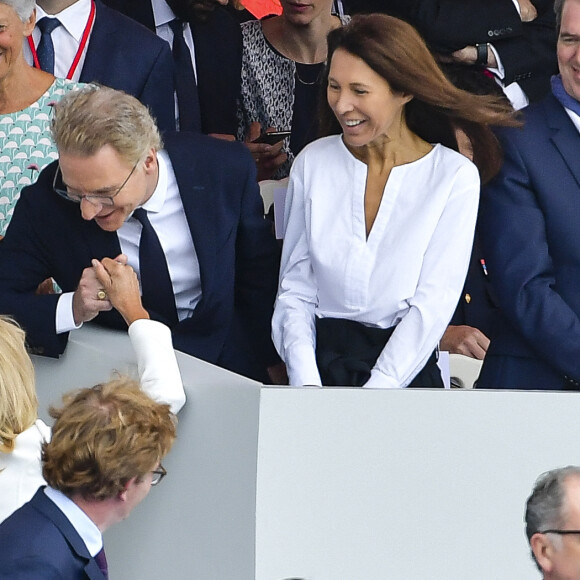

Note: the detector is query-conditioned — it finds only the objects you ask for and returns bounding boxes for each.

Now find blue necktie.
[94,548,108,580]
[168,18,202,132]
[36,17,61,74]
[551,74,580,117]
[132,208,178,325]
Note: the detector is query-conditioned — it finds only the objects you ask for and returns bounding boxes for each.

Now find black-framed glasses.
[540,529,580,536]
[151,464,167,486]
[53,162,138,207]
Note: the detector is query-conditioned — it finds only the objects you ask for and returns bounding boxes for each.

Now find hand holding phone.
[252,130,292,145]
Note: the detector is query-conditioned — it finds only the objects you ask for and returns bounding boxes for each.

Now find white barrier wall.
[33,325,580,580]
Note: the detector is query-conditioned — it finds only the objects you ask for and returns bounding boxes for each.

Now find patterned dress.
[0,78,84,237]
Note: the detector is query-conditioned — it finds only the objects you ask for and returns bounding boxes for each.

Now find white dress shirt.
[25,0,93,81]
[44,487,103,557]
[272,136,479,389]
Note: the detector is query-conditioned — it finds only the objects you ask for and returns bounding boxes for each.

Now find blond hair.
[0,317,37,453]
[42,377,176,500]
[51,85,163,166]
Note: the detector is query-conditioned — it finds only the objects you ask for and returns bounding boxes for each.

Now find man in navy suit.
[0,85,281,382]
[477,0,580,389]
[25,0,176,132]
[103,0,243,136]
[0,377,176,579]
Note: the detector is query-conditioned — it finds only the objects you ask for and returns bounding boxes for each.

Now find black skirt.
[315,317,443,388]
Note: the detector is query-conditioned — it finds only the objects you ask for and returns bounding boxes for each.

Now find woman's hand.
[244,121,288,181]
[92,255,150,326]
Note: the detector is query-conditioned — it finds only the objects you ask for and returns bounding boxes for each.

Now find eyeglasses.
[53,162,138,207]
[540,529,580,536]
[151,464,167,486]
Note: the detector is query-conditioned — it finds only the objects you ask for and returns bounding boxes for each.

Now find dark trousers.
[315,317,443,388]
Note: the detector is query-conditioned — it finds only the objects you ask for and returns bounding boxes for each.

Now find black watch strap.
[475,43,488,66]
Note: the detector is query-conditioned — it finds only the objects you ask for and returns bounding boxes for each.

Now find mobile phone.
[252,130,292,145]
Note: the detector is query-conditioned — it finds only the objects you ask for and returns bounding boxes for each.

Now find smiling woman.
[272,14,518,389]
[0,0,84,238]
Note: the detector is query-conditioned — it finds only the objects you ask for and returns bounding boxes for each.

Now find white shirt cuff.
[362,369,401,389]
[487,44,505,79]
[286,343,322,387]
[128,319,186,414]
[55,292,82,334]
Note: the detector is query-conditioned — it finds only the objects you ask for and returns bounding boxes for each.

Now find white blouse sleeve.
[364,161,480,389]
[128,319,186,413]
[271,167,322,386]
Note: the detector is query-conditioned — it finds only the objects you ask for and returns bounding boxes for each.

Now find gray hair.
[1,0,35,21]
[525,466,580,569]
[51,85,162,166]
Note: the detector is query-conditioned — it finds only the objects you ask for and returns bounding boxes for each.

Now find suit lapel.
[80,0,112,83]
[30,489,105,580]
[164,134,216,302]
[546,94,580,189]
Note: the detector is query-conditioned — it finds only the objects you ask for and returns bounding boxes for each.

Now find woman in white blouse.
[272,14,517,389]
[0,257,185,523]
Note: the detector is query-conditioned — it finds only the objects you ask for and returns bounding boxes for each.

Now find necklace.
[295,63,324,86]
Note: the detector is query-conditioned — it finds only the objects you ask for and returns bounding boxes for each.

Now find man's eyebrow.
[559,32,580,40]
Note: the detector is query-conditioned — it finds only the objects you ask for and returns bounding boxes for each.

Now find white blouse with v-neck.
[272,135,480,388]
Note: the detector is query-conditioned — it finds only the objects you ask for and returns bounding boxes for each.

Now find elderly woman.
[238,0,349,180]
[272,14,517,388]
[0,0,83,237]
[0,259,185,523]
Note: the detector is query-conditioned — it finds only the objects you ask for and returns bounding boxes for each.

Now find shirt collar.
[151,0,177,27]
[139,150,169,214]
[36,0,93,42]
[44,486,103,557]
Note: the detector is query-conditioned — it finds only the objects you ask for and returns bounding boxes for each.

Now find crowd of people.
[1,0,580,575]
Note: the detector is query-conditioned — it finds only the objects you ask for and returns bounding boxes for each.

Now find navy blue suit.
[477,94,580,389]
[74,0,176,132]
[102,0,242,135]
[0,133,279,380]
[0,488,105,579]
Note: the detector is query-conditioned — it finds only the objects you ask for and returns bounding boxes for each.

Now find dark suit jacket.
[344,0,557,102]
[449,235,496,338]
[0,488,105,580]
[477,94,580,389]
[102,0,243,135]
[77,0,176,132]
[0,133,279,380]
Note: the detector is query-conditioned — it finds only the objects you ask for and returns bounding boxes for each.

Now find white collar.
[151,0,177,27]
[44,486,103,557]
[36,0,92,42]
[139,150,169,215]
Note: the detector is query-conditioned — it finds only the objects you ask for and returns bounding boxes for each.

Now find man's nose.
[79,197,103,221]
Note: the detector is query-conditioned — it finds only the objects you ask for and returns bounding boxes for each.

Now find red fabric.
[242,0,282,18]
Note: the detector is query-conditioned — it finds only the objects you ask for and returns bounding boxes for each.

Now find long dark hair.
[318,14,520,183]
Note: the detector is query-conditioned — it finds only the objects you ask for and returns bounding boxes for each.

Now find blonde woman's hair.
[0,317,37,453]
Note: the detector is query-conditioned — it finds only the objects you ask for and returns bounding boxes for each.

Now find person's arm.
[271,163,322,387]
[93,257,186,413]
[364,160,480,388]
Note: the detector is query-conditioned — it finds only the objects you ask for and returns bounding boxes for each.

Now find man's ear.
[531,533,555,574]
[118,477,137,502]
[143,149,157,175]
